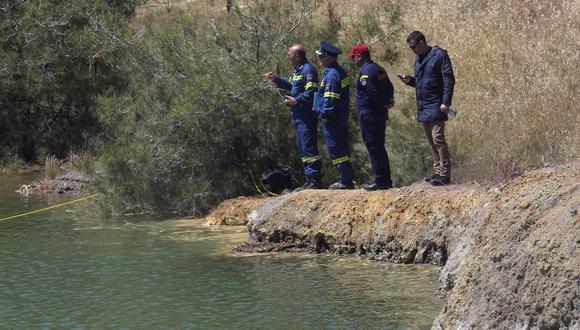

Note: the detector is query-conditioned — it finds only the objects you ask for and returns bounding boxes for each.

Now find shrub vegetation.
[1,0,578,216]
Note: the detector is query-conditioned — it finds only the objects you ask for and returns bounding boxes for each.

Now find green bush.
[0,0,144,162]
[96,0,411,216]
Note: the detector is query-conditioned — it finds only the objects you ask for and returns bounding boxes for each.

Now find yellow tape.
[0,193,103,222]
[248,168,278,197]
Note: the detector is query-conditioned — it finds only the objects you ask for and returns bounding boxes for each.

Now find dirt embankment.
[205,162,579,329]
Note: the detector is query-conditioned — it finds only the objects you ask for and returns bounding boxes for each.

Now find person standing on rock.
[264,44,323,190]
[348,44,395,191]
[314,41,355,190]
[399,31,455,186]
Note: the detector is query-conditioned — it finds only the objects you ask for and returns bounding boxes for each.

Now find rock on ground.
[205,162,580,329]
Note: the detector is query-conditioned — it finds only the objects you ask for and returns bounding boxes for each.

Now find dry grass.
[66,150,88,168]
[397,0,580,180]
[44,155,63,180]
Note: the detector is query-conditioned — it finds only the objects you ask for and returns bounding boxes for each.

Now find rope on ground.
[247,168,278,197]
[0,193,103,223]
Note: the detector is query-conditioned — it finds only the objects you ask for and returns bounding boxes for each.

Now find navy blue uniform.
[408,46,455,122]
[356,60,394,187]
[274,62,321,178]
[314,64,353,183]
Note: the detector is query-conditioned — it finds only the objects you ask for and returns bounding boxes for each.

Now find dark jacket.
[314,64,350,122]
[408,46,455,122]
[274,62,319,122]
[356,60,394,116]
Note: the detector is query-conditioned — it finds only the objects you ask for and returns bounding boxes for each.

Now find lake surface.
[0,174,443,329]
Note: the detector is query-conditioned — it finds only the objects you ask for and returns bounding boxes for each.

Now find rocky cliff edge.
[205,162,579,329]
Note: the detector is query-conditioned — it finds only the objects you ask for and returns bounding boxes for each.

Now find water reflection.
[0,174,442,329]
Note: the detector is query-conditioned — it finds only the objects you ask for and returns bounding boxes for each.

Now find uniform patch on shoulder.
[361,79,367,86]
[306,73,313,81]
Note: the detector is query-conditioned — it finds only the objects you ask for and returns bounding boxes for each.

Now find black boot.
[295,177,323,191]
[430,176,450,186]
[424,174,439,182]
[361,182,392,191]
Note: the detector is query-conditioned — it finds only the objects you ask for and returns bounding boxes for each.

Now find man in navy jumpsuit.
[348,44,395,190]
[314,41,355,190]
[264,44,322,189]
[399,31,455,186]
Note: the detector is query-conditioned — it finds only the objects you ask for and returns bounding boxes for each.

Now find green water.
[0,174,443,329]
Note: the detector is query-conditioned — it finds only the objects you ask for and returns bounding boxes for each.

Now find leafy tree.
[96,0,407,216]
[0,0,144,163]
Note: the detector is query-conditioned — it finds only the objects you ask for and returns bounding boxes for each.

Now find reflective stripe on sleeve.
[323,92,341,99]
[302,155,322,163]
[305,82,318,89]
[332,155,350,165]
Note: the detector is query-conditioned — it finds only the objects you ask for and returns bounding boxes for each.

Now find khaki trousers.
[422,121,451,178]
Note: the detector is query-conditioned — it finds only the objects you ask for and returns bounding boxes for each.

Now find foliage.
[0,0,144,162]
[95,0,405,215]
[387,97,431,185]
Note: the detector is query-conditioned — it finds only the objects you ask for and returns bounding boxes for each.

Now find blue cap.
[315,41,342,57]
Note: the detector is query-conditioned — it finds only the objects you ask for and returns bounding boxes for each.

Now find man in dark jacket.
[399,31,455,186]
[264,44,322,190]
[348,44,395,190]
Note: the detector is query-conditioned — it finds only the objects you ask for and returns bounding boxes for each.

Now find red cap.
[347,44,370,58]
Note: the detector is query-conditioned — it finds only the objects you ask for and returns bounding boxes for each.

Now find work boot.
[328,181,355,190]
[294,177,323,192]
[361,182,392,191]
[430,176,450,186]
[424,174,439,182]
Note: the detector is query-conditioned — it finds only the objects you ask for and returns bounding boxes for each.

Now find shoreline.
[205,162,579,329]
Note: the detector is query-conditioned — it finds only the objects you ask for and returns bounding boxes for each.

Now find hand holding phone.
[397,74,412,85]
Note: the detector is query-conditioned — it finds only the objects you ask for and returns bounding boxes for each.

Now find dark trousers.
[422,121,450,177]
[294,119,321,178]
[359,109,392,186]
[321,119,353,183]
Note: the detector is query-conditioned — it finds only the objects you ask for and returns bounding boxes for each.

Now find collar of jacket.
[294,61,308,71]
[360,60,374,71]
[324,63,340,72]
[416,46,437,72]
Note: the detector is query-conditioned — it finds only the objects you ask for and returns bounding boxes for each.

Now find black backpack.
[261,166,293,194]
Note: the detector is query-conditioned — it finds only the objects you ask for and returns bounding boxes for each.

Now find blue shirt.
[314,64,350,121]
[274,62,319,121]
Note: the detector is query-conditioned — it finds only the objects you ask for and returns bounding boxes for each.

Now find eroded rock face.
[238,185,487,265]
[433,164,579,330]
[203,196,267,226]
[205,163,580,329]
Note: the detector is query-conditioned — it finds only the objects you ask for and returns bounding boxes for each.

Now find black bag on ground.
[261,166,293,194]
